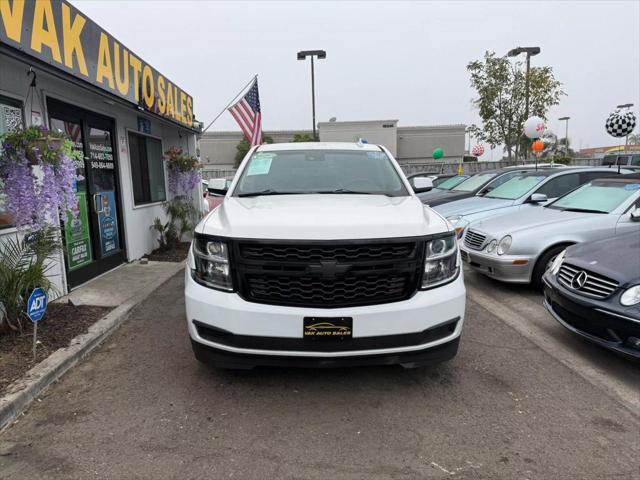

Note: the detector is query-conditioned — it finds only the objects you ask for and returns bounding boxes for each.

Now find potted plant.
[164,146,201,197]
[0,125,79,230]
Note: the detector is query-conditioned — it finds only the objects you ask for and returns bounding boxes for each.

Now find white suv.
[185,142,465,368]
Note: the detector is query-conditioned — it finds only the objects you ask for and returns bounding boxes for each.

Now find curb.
[0,263,184,432]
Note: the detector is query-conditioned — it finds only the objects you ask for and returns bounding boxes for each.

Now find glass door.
[48,99,125,288]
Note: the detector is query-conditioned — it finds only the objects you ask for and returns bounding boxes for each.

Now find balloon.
[432,148,444,160]
[471,144,485,157]
[605,110,636,138]
[531,139,544,153]
[523,116,546,139]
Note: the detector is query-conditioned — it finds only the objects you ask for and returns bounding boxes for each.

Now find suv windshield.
[436,175,468,190]
[234,149,409,197]
[484,174,548,200]
[547,179,640,213]
[452,173,497,192]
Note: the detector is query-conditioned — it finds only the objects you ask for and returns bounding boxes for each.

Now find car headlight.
[485,239,497,253]
[422,234,459,289]
[548,249,566,275]
[620,285,640,306]
[191,235,233,291]
[497,235,512,256]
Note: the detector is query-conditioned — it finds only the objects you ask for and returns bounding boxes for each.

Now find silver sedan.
[459,175,640,288]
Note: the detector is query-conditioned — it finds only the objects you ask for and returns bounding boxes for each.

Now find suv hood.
[197,194,449,240]
[432,196,515,217]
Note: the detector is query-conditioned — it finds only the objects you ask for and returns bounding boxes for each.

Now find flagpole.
[202,74,258,133]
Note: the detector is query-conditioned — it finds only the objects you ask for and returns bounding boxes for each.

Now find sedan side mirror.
[208,178,228,194]
[530,193,548,203]
[412,177,434,193]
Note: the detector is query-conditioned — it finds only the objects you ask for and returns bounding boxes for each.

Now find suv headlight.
[422,234,459,289]
[620,285,640,306]
[191,235,233,291]
[497,235,512,255]
[548,249,566,275]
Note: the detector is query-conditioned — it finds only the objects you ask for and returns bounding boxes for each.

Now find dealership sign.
[0,0,194,129]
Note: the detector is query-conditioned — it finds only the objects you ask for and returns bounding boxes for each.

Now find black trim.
[193,318,459,352]
[191,336,460,369]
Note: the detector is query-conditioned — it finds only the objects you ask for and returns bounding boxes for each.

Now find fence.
[201,157,603,180]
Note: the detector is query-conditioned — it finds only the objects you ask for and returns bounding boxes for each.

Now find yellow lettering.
[113,42,129,95]
[31,0,62,63]
[156,75,166,114]
[179,91,187,124]
[129,55,142,102]
[166,81,174,117]
[173,85,180,121]
[0,0,25,42]
[61,3,87,76]
[142,65,154,109]
[186,96,193,125]
[95,32,114,89]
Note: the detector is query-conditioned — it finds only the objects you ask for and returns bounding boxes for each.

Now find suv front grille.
[557,263,619,299]
[464,229,486,250]
[233,239,424,308]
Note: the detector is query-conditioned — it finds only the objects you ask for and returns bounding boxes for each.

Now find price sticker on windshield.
[247,153,274,176]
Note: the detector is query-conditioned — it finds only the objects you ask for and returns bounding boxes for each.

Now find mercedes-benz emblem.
[571,271,588,290]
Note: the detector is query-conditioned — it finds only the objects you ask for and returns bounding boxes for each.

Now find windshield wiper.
[237,190,307,197]
[558,207,607,214]
[314,189,391,196]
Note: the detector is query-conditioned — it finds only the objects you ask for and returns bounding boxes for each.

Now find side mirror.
[631,207,640,222]
[412,177,434,193]
[530,193,548,203]
[208,178,228,194]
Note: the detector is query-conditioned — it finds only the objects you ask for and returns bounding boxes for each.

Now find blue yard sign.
[27,287,48,323]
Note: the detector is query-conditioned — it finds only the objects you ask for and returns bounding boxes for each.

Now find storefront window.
[0,95,24,229]
[128,132,166,205]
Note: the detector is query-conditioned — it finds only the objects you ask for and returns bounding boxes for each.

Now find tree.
[467,51,565,161]
[291,133,315,142]
[234,135,273,167]
[627,133,640,145]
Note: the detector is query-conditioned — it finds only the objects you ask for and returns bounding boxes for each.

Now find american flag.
[228,79,262,146]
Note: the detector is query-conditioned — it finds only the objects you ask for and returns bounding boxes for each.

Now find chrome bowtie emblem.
[571,270,588,289]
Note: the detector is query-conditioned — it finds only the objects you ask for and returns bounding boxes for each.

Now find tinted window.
[535,173,580,198]
[128,132,166,205]
[234,149,408,196]
[452,173,497,192]
[631,155,640,166]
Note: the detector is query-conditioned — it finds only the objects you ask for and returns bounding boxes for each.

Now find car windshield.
[452,173,497,192]
[547,179,640,213]
[484,174,548,200]
[436,175,468,190]
[233,149,409,197]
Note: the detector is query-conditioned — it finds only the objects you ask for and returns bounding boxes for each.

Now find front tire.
[532,245,567,290]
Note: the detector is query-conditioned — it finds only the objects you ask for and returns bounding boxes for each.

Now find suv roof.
[256,142,383,152]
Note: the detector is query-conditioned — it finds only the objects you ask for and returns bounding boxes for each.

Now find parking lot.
[1,268,638,480]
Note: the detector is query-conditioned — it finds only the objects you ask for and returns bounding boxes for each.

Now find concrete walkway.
[59,261,184,307]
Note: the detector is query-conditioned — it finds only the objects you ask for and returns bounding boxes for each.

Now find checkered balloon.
[605,110,637,138]
[471,144,485,157]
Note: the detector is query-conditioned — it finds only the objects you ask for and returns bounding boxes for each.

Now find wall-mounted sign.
[137,116,151,134]
[96,191,119,256]
[0,0,194,129]
[64,192,92,271]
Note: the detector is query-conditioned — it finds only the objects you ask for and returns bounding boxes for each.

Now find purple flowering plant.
[164,146,201,197]
[0,125,79,230]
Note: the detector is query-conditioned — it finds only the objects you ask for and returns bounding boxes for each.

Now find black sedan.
[543,232,640,359]
[417,168,533,207]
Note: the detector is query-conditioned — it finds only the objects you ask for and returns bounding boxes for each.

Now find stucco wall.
[318,120,398,156]
[397,125,466,163]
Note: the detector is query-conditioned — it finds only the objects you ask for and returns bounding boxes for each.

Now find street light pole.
[297,50,326,141]
[508,46,541,161]
[559,116,570,157]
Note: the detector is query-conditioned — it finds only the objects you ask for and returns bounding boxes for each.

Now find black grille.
[234,239,424,308]
[557,263,619,299]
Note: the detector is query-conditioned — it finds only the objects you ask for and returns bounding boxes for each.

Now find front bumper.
[185,268,465,367]
[543,274,640,360]
[460,246,534,283]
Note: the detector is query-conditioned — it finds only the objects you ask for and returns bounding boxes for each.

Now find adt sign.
[27,288,48,323]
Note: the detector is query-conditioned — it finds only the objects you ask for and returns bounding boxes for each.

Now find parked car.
[460,174,640,288]
[418,168,542,207]
[186,142,465,369]
[205,177,233,211]
[435,168,628,237]
[406,172,468,193]
[601,152,640,167]
[543,231,640,359]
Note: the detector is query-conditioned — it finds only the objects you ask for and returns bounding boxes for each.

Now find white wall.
[0,54,198,295]
[319,120,398,156]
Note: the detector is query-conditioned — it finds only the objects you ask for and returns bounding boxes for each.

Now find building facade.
[200,121,466,170]
[0,0,200,296]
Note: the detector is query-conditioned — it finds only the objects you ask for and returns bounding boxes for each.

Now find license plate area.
[304,317,353,340]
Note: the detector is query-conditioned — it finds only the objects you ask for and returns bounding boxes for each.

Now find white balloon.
[523,116,547,139]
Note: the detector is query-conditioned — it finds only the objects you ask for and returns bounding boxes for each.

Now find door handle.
[93,194,103,214]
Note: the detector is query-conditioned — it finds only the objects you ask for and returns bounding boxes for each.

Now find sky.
[70,0,640,160]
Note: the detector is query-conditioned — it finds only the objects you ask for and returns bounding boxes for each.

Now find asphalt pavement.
[1,269,639,480]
